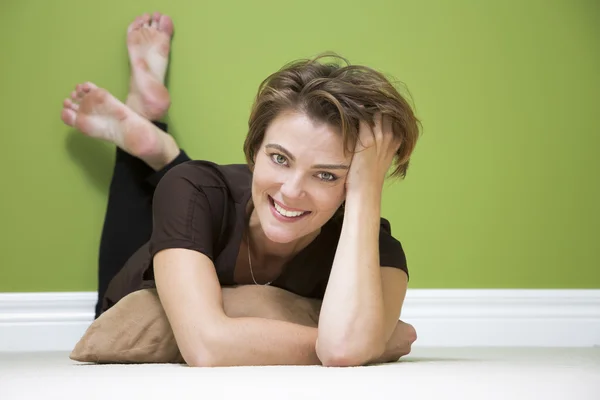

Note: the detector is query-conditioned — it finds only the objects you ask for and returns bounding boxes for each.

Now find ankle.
[125,93,169,121]
[142,133,181,171]
[125,93,144,117]
[126,77,171,121]
[161,135,182,168]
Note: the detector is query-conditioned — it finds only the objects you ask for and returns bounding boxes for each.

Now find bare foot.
[125,12,174,120]
[61,82,179,171]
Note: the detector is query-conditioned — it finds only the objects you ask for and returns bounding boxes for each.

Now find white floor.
[1,347,599,400]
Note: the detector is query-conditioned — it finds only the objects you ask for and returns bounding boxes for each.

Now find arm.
[150,164,321,367]
[317,114,408,366]
[154,248,321,367]
[316,193,408,366]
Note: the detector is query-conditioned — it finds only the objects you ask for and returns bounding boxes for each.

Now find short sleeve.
[379,218,409,280]
[148,163,219,262]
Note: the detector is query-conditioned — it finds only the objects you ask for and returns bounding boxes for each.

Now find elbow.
[318,347,382,368]
[182,322,228,368]
[183,340,223,368]
[185,340,232,367]
[317,339,385,368]
[186,351,222,368]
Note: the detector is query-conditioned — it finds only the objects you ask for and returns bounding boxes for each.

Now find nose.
[279,173,306,200]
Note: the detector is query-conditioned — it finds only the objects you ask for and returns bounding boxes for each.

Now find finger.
[383,114,393,135]
[373,112,383,134]
[357,119,373,151]
[373,113,385,152]
[382,114,395,147]
[369,113,384,153]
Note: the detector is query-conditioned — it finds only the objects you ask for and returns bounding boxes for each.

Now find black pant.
[96,122,191,318]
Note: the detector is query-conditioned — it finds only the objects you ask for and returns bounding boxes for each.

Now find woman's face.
[251,110,352,244]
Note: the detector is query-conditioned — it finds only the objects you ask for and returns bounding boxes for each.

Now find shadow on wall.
[62,109,182,195]
[64,131,114,193]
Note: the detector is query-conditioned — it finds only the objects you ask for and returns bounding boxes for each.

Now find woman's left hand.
[345,113,401,196]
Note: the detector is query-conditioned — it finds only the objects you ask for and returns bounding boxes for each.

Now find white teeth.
[273,201,306,218]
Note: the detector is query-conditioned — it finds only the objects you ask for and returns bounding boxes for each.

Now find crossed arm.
[154,259,407,368]
[154,187,408,367]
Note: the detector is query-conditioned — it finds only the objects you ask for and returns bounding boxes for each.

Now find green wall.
[1,0,598,291]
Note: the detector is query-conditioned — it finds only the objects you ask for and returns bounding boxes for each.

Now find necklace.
[247,233,272,286]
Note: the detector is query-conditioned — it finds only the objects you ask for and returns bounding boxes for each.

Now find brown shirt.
[103,160,408,311]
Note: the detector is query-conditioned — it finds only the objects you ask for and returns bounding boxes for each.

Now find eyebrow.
[265,144,350,170]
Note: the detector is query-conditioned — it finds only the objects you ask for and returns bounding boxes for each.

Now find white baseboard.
[0,289,598,352]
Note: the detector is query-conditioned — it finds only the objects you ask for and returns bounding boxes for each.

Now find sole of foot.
[61,82,178,170]
[125,12,174,120]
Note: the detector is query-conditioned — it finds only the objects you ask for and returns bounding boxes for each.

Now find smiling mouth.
[268,196,310,218]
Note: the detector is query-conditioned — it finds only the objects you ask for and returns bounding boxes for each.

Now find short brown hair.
[243,52,421,180]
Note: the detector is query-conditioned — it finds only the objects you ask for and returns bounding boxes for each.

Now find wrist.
[342,193,381,230]
[344,185,382,209]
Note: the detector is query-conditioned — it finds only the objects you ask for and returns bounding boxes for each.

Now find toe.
[142,13,151,28]
[61,108,77,126]
[158,14,174,37]
[134,16,144,29]
[75,85,86,101]
[70,90,77,100]
[127,19,138,34]
[151,12,160,29]
[127,16,145,43]
[65,98,80,112]
[81,82,97,92]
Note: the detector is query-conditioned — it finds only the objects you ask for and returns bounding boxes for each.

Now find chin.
[260,220,302,244]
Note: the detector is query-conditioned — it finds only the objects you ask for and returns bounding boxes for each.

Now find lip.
[270,196,307,212]
[268,195,310,222]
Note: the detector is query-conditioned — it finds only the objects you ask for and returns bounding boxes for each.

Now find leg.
[61,12,188,317]
[97,143,191,318]
[96,13,184,317]
[63,85,188,316]
[125,12,174,121]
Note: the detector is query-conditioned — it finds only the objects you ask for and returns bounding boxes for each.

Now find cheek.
[252,164,280,194]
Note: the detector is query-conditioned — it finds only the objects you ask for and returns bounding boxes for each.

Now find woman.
[61,12,419,367]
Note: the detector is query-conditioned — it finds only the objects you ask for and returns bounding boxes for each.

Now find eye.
[317,172,338,182]
[270,153,288,166]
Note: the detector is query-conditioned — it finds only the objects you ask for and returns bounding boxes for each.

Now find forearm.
[317,189,386,359]
[204,284,402,367]
[201,317,320,367]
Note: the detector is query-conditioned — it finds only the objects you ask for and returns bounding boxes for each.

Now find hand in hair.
[345,113,402,195]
